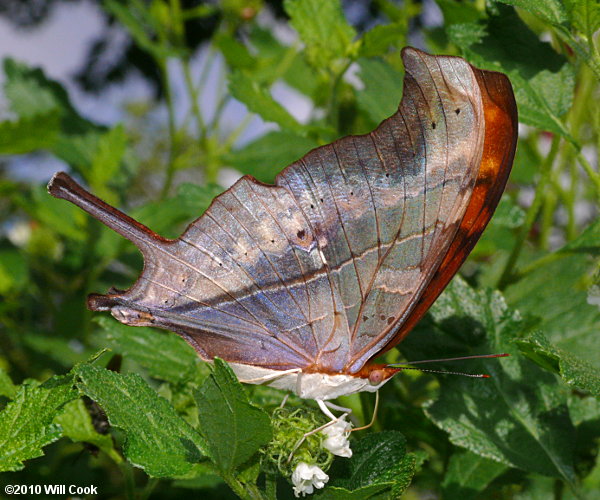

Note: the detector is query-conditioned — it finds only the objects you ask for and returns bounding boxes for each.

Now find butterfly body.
[48,48,517,401]
[227,362,395,400]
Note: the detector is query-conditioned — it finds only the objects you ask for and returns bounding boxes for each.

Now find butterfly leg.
[323,400,352,416]
[237,368,301,385]
[279,393,290,409]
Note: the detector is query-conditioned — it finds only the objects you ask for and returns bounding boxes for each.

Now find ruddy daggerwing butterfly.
[48,48,517,402]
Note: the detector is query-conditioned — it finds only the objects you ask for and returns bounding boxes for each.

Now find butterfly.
[48,47,517,405]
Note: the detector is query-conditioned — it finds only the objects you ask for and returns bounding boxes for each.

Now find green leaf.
[75,364,207,477]
[565,0,600,41]
[511,137,540,184]
[195,358,271,473]
[22,332,90,367]
[88,125,128,204]
[132,182,223,238]
[436,0,484,25]
[402,277,577,486]
[215,33,256,71]
[0,368,17,399]
[54,398,121,463]
[517,331,600,397]
[0,375,78,472]
[0,113,60,154]
[317,484,389,499]
[224,130,319,183]
[0,249,28,295]
[491,198,526,229]
[52,129,105,172]
[248,25,319,96]
[104,0,174,60]
[95,316,202,385]
[494,0,568,25]
[3,58,96,133]
[3,59,65,118]
[447,5,575,138]
[171,463,225,489]
[442,450,508,500]
[318,431,416,498]
[356,58,403,124]
[23,184,87,242]
[504,254,600,369]
[492,1,600,81]
[229,70,303,132]
[359,23,405,58]
[560,218,600,254]
[2,58,106,175]
[284,0,357,68]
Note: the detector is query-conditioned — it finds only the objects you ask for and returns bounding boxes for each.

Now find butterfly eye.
[368,369,385,385]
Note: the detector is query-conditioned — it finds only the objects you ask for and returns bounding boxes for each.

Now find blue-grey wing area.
[99,175,346,371]
[51,48,487,374]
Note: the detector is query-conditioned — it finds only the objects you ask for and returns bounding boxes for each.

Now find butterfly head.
[355,364,401,387]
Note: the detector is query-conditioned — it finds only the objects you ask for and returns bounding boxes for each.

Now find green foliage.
[0,0,599,498]
[228,71,303,132]
[196,358,271,474]
[95,316,203,385]
[75,363,207,477]
[356,58,404,125]
[224,130,319,183]
[448,4,576,138]
[320,432,416,499]
[284,0,357,69]
[441,450,508,500]
[517,331,600,396]
[410,278,577,485]
[0,375,77,471]
[54,398,122,463]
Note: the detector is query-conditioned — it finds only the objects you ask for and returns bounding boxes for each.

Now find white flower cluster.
[321,416,353,458]
[291,415,353,497]
[292,462,329,497]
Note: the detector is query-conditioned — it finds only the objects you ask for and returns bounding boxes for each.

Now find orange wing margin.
[379,66,518,355]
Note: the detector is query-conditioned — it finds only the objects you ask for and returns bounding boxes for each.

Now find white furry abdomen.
[228,363,388,400]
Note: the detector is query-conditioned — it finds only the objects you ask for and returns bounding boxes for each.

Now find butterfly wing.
[370,64,519,361]
[278,48,514,373]
[48,48,516,375]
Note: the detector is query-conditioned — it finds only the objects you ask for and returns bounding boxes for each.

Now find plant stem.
[514,250,565,279]
[139,478,159,500]
[265,475,278,500]
[326,60,353,131]
[182,58,206,138]
[498,135,561,289]
[159,57,179,199]
[221,472,266,500]
[575,149,600,198]
[120,462,136,500]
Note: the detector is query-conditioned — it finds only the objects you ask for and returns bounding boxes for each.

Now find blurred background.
[1,1,599,498]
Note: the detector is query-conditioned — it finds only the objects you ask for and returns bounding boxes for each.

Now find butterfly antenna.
[389,353,509,366]
[397,367,491,378]
[387,353,509,378]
